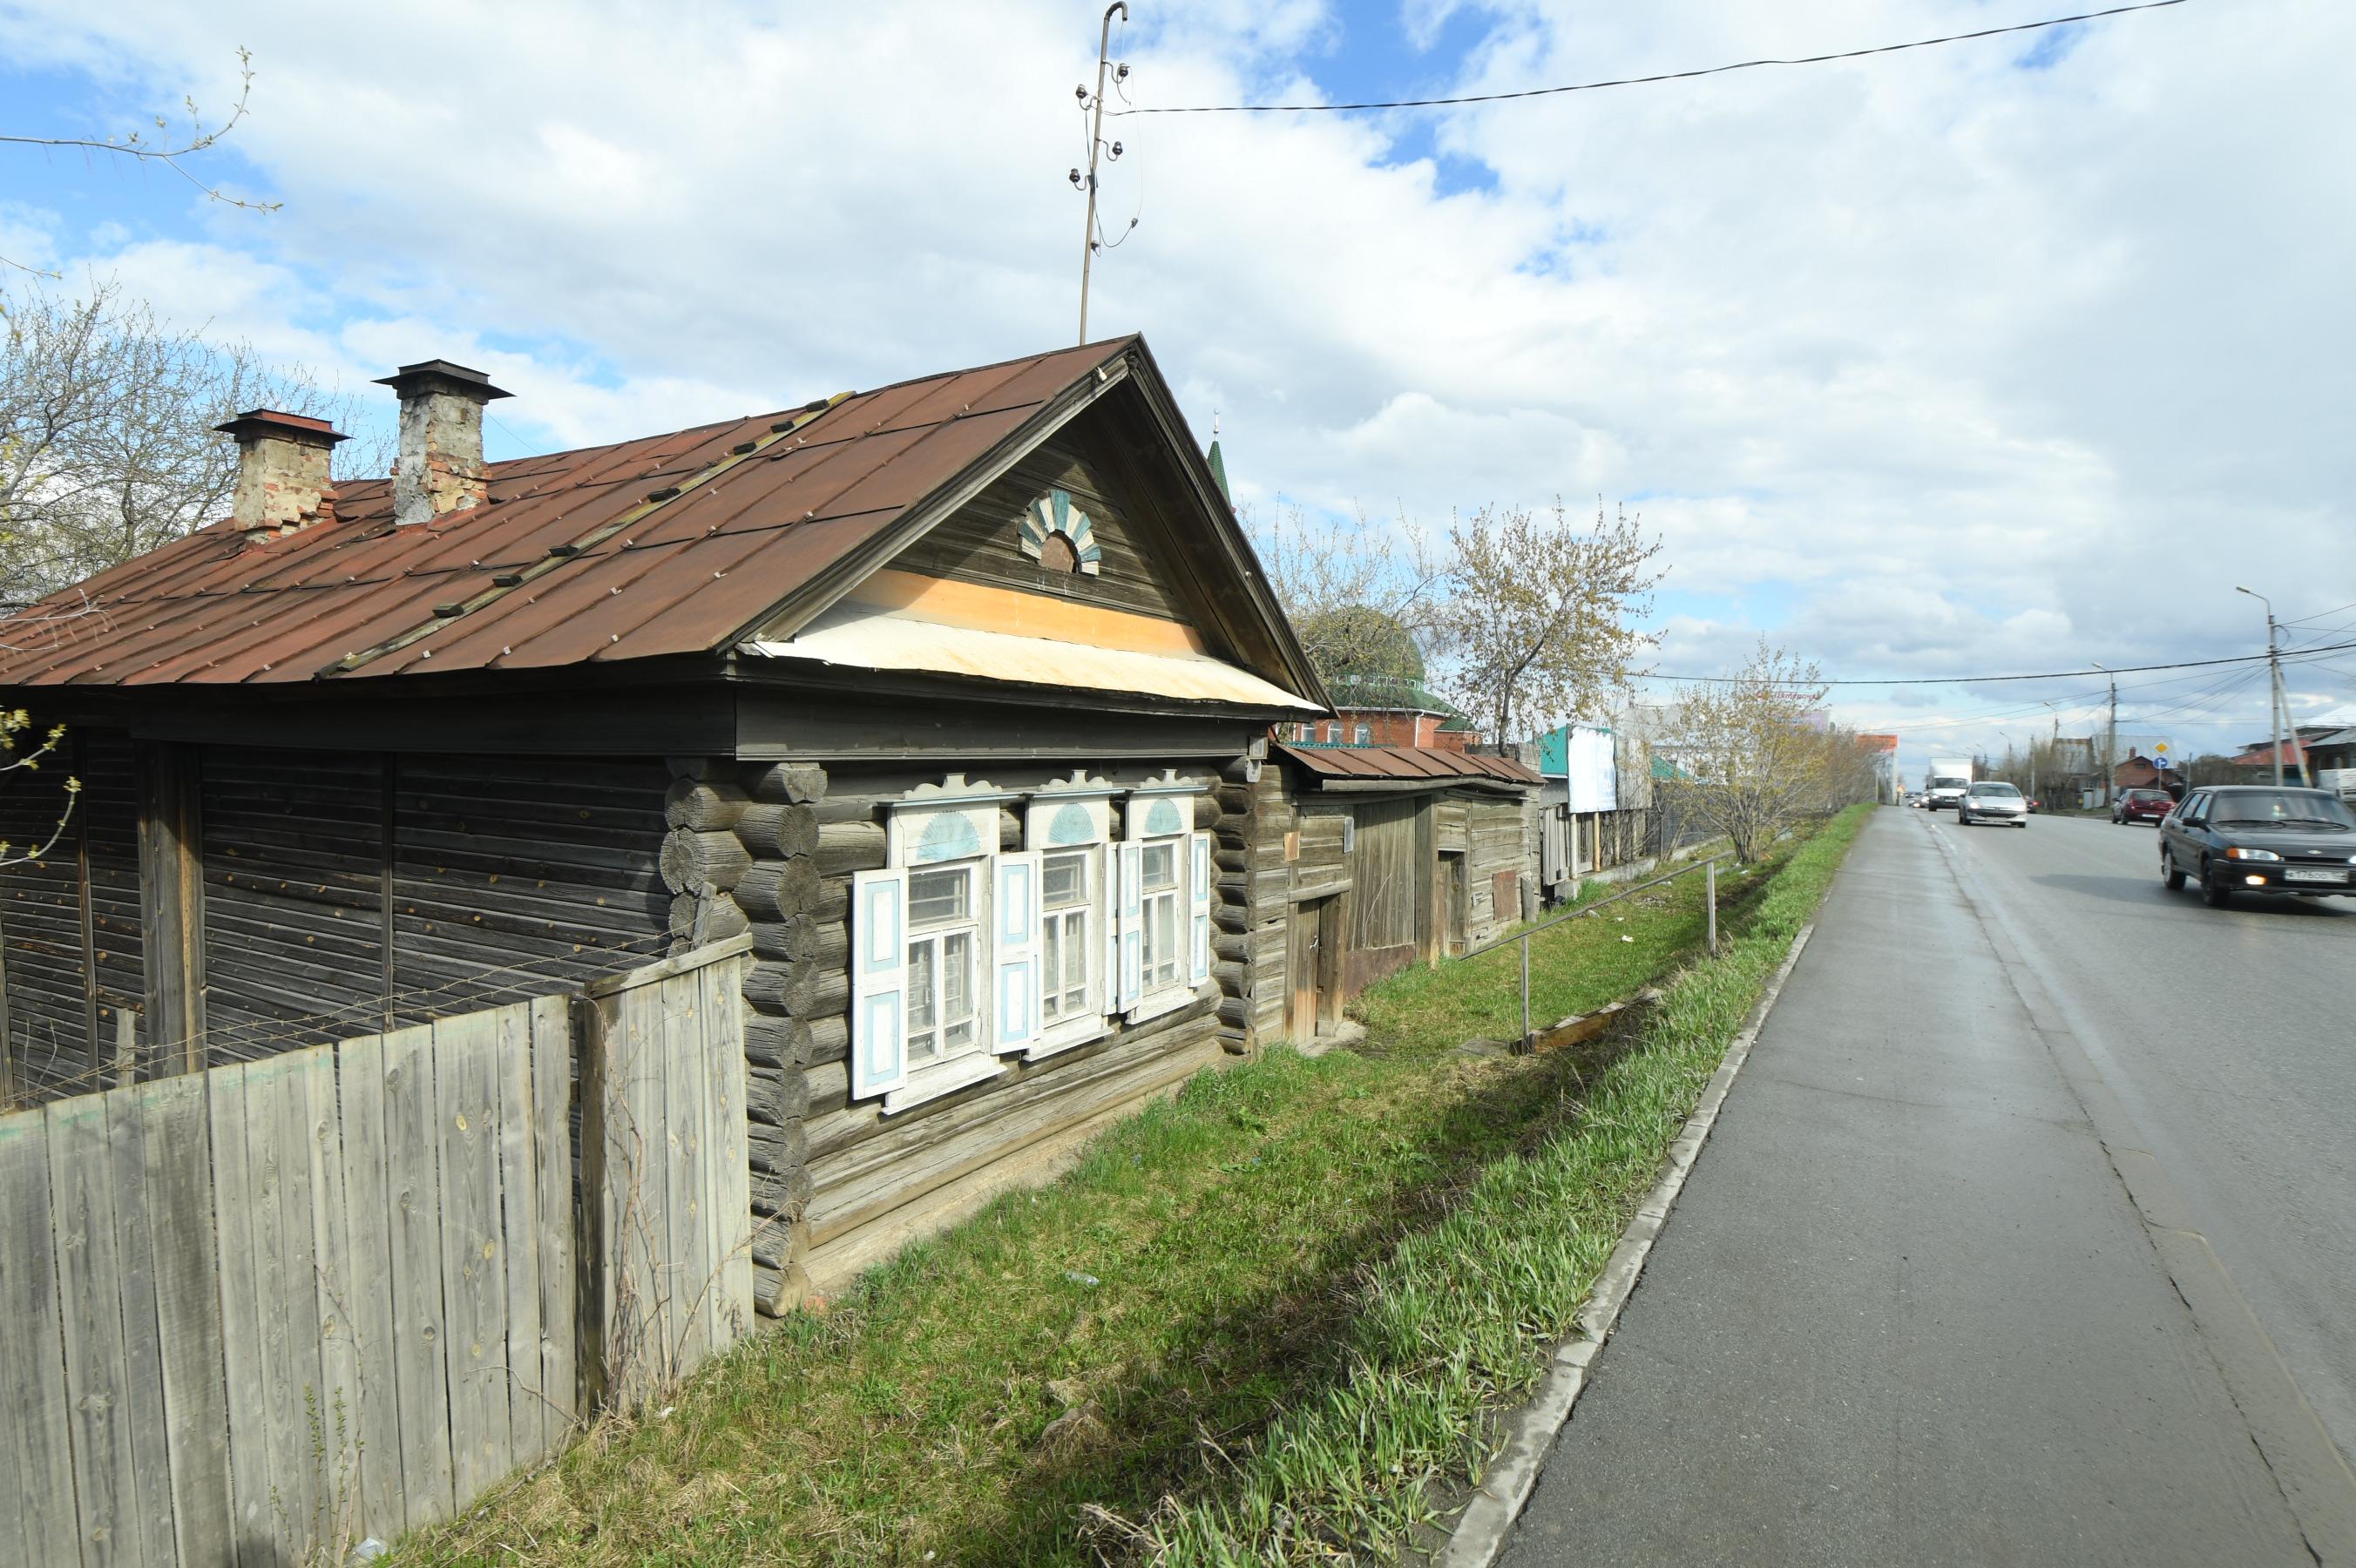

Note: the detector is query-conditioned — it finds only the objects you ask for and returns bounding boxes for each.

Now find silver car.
[1958,781,2029,827]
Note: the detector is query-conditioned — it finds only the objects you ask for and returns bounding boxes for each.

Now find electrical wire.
[1631,636,2356,688]
[1112,0,2188,116]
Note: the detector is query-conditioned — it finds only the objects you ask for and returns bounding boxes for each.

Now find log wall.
[674,755,1249,1313]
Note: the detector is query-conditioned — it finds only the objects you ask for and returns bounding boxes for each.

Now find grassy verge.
[402,808,1869,1567]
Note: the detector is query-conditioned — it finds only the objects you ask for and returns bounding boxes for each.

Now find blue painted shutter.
[1190,831,1212,986]
[993,851,1040,1053]
[850,868,908,1098]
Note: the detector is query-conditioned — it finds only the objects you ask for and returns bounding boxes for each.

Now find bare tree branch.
[1,48,278,274]
[0,278,377,614]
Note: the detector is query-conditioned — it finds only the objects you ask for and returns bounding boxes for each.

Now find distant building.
[1276,672,1480,752]
[1858,733,1900,803]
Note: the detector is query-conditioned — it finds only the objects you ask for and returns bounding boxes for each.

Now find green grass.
[401,808,1868,1567]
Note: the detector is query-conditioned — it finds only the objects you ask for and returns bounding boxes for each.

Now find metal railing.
[1461,852,1726,1050]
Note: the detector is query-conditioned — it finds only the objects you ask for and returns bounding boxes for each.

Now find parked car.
[1957,781,2029,827]
[2112,787,2174,825]
[2158,785,2356,908]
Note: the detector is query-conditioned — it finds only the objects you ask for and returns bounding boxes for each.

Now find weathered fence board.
[335,1032,406,1539]
[49,1091,146,1566]
[381,1021,456,1532]
[103,1086,176,1567]
[0,933,751,1567]
[434,1009,510,1504]
[0,1108,80,1567]
[526,993,576,1453]
[580,934,755,1412]
[138,1076,234,1565]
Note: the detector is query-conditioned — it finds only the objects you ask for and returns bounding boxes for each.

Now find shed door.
[1288,898,1325,1043]
[1440,851,1467,956]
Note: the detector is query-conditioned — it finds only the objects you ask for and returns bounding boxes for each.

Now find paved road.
[1927,807,2356,1464]
[1498,806,2355,1567]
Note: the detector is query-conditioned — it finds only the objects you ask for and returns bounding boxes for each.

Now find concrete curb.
[1433,915,1822,1568]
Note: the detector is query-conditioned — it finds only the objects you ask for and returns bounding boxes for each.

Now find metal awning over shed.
[1275,743,1539,793]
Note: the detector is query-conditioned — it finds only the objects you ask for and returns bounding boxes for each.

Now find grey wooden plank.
[491,1003,545,1470]
[526,994,575,1448]
[206,1061,276,1564]
[664,970,710,1376]
[135,1075,234,1568]
[46,1090,143,1567]
[706,957,755,1342]
[299,1046,363,1551]
[333,1033,405,1538]
[575,992,616,1415]
[431,1009,510,1505]
[0,1105,82,1568]
[379,1023,454,1531]
[104,1085,178,1565]
[626,978,674,1402]
[246,1051,324,1564]
[596,981,666,1409]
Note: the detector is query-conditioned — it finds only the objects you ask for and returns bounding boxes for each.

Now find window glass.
[910,866,971,927]
[1044,852,1087,909]
[1139,840,1181,990]
[2210,790,2356,828]
[1040,848,1092,1023]
[904,862,978,1064]
[1355,724,1371,745]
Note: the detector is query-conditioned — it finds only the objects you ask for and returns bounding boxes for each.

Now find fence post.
[1519,936,1531,1051]
[1706,859,1718,956]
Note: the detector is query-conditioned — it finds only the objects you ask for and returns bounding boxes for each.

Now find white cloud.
[0,0,2348,763]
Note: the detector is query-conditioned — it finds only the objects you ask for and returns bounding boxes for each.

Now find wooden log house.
[0,338,1340,1310]
[1240,744,1541,1044]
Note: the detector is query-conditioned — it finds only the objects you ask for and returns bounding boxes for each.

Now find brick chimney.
[214,409,348,544]
[376,360,512,526]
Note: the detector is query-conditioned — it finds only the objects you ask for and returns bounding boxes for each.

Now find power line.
[1113,0,2188,117]
[1631,636,2356,688]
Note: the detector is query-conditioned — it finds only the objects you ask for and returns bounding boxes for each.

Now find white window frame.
[1022,788,1116,1058]
[903,862,983,1069]
[874,793,1014,1111]
[1120,789,1209,1024]
[1354,724,1371,746]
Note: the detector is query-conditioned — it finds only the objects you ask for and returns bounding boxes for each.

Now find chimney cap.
[213,409,350,446]
[374,359,513,402]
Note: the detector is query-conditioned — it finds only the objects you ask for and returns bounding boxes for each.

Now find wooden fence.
[0,936,752,1568]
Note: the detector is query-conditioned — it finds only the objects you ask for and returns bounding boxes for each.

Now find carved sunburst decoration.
[1019,489,1104,576]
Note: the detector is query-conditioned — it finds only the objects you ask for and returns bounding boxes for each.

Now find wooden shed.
[1236,744,1540,1046]
[0,336,1326,1310]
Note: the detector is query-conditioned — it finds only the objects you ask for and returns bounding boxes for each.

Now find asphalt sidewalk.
[1497,809,2314,1567]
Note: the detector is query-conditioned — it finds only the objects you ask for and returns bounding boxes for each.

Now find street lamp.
[2235,585,2297,787]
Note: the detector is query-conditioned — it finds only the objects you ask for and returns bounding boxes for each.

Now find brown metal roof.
[0,338,1134,687]
[1275,743,1540,787]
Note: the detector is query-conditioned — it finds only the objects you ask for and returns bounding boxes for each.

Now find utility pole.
[2238,586,2298,787]
[1073,3,1129,346]
[2093,662,2118,808]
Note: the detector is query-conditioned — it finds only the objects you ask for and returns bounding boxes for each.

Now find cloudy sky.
[3,0,2351,779]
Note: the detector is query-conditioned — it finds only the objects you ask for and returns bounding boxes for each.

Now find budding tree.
[1661,640,1845,862]
[0,709,78,869]
[0,280,381,610]
[1431,501,1662,741]
[1246,503,1446,686]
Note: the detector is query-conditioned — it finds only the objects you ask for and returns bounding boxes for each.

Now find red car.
[2112,787,2175,825]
